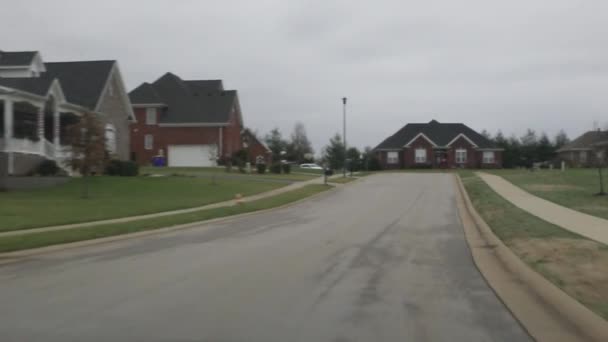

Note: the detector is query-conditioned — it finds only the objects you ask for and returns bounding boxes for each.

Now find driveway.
[0,173,530,342]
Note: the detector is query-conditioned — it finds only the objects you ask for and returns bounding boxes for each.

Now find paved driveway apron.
[0,174,530,342]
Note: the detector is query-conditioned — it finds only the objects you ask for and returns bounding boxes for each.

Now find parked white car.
[299,163,323,170]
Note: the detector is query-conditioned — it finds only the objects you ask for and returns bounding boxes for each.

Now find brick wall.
[447,136,478,168]
[404,136,434,168]
[130,107,242,165]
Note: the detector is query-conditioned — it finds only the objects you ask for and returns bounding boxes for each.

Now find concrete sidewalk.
[478,172,608,245]
[0,176,332,238]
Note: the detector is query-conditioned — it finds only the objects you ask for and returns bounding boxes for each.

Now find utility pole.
[342,97,347,177]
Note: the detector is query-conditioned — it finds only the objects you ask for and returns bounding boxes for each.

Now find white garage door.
[168,145,217,167]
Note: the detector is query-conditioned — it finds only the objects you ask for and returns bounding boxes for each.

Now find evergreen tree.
[322,133,345,170]
[264,128,289,161]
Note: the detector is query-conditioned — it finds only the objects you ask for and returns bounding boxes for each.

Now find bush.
[270,163,282,174]
[368,156,383,171]
[105,160,139,176]
[37,160,59,176]
[282,163,291,174]
[256,163,267,174]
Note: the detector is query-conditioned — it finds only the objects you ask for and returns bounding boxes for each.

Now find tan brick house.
[557,130,608,167]
[373,120,503,169]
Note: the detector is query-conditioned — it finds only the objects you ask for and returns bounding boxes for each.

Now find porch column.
[53,108,60,149]
[38,106,45,155]
[3,99,13,141]
[3,99,14,175]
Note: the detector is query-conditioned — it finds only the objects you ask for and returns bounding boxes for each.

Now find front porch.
[1,96,79,175]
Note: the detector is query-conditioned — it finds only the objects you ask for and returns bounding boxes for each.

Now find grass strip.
[330,177,357,184]
[459,171,608,320]
[0,184,332,254]
[458,171,580,241]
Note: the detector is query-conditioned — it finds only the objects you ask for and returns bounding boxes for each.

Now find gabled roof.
[129,73,238,124]
[129,82,164,104]
[0,51,37,67]
[374,119,497,150]
[43,60,115,109]
[0,77,54,96]
[558,130,608,151]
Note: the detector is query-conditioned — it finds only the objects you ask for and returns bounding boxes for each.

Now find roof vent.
[429,119,439,124]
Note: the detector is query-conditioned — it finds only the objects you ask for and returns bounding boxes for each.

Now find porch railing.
[43,139,55,158]
[3,137,43,155]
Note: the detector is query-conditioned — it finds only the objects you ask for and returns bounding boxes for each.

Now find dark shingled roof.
[42,60,115,109]
[0,77,54,96]
[184,80,224,93]
[129,82,164,104]
[0,51,37,66]
[129,73,236,124]
[374,119,497,150]
[558,131,608,151]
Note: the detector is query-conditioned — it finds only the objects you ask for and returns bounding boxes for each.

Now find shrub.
[256,163,267,174]
[282,163,291,174]
[368,156,383,171]
[270,163,282,174]
[37,160,59,176]
[105,160,139,176]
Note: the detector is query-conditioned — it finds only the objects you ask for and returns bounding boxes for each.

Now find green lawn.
[142,166,318,181]
[459,171,580,241]
[330,177,357,184]
[0,184,332,253]
[459,171,608,320]
[0,176,284,232]
[292,166,324,175]
[488,168,608,220]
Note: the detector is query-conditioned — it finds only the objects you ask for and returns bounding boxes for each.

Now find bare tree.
[64,113,106,198]
[593,143,607,196]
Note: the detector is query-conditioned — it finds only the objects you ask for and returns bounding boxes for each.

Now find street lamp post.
[342,97,347,178]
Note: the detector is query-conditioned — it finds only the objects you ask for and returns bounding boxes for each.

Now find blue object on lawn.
[152,156,166,167]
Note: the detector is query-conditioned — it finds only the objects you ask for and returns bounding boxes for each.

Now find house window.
[105,123,117,155]
[415,149,427,163]
[144,134,153,150]
[456,149,467,164]
[387,151,399,164]
[146,108,157,125]
[580,151,587,164]
[482,151,495,164]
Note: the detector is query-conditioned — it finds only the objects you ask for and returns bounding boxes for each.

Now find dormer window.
[146,108,157,125]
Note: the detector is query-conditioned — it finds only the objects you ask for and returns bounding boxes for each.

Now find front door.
[434,150,447,168]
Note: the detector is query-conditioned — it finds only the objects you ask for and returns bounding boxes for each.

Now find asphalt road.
[0,173,530,342]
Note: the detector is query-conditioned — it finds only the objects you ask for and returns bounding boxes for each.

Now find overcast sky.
[2,0,607,153]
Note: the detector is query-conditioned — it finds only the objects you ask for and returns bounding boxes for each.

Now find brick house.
[0,50,134,176]
[557,130,608,167]
[373,120,503,169]
[242,128,272,166]
[129,73,243,166]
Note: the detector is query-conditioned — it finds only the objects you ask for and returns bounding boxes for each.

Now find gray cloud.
[2,0,607,153]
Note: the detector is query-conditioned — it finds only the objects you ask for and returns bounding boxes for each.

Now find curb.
[0,184,338,265]
[453,174,608,342]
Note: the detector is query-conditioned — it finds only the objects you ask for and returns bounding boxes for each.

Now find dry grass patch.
[527,184,584,192]
[509,237,608,319]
